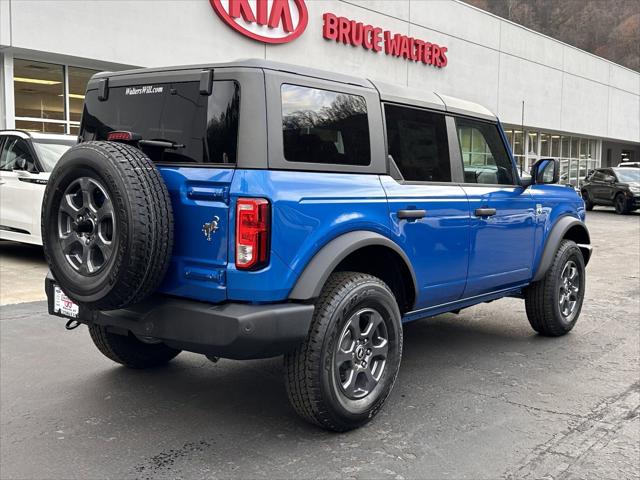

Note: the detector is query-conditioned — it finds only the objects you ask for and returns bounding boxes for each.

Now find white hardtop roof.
[371,80,497,121]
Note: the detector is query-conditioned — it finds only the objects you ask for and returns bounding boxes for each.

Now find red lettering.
[423,42,433,64]
[323,12,338,40]
[350,21,364,46]
[256,0,268,25]
[432,45,441,66]
[363,25,374,49]
[372,27,382,52]
[384,31,403,56]
[268,0,294,32]
[408,38,418,61]
[399,36,411,59]
[229,0,256,23]
[414,39,425,63]
[338,17,350,44]
[319,12,448,68]
[440,46,448,68]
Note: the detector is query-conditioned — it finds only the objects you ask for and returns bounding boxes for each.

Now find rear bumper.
[45,275,314,360]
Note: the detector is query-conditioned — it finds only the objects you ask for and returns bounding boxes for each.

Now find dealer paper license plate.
[53,285,79,319]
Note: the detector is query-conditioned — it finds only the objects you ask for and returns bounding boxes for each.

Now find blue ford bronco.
[42,59,591,431]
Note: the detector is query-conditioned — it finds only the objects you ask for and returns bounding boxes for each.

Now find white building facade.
[1,0,638,185]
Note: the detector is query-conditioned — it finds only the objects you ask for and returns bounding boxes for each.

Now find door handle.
[474,208,497,217]
[397,209,427,220]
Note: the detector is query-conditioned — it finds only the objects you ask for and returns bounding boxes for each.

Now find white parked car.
[0,130,77,245]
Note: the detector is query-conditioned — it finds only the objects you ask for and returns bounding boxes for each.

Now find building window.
[503,126,601,187]
[13,58,99,135]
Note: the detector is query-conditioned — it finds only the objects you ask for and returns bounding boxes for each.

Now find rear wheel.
[89,324,180,368]
[614,193,630,215]
[524,240,585,336]
[284,272,402,432]
[582,191,594,211]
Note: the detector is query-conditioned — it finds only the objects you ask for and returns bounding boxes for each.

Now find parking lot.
[0,208,638,479]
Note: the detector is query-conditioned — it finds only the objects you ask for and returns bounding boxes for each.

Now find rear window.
[281,84,370,166]
[81,81,239,164]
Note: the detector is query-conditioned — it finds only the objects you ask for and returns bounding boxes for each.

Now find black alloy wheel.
[57,177,115,275]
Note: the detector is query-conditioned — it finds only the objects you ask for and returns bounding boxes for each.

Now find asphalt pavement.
[1,208,638,479]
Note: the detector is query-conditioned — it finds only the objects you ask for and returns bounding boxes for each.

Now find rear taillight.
[235,198,270,270]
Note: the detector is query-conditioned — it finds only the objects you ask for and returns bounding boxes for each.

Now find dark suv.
[41,60,591,431]
[581,167,640,214]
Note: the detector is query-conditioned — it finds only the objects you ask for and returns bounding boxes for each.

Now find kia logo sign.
[211,0,308,44]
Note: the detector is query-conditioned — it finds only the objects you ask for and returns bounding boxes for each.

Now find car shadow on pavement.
[0,240,46,261]
[587,207,640,216]
[73,311,544,436]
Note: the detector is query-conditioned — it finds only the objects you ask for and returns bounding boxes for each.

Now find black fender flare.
[532,216,592,282]
[288,231,418,302]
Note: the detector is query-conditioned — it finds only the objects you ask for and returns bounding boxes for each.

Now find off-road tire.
[581,191,594,211]
[614,193,631,215]
[524,240,585,336]
[42,141,173,310]
[284,272,403,432]
[89,324,180,368]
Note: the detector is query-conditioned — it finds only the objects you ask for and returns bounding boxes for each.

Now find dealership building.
[1,0,638,185]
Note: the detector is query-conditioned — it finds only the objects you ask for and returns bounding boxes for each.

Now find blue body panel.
[157,167,235,303]
[461,185,536,297]
[154,161,585,316]
[227,170,392,302]
[379,176,470,308]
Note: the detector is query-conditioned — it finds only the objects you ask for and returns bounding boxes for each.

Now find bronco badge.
[202,216,220,241]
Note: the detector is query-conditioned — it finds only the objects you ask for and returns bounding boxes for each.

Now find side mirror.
[12,157,27,171]
[530,158,560,185]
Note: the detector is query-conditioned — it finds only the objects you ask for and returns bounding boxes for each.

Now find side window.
[281,84,371,166]
[592,171,606,181]
[206,81,240,164]
[0,137,37,172]
[456,118,515,185]
[384,104,451,182]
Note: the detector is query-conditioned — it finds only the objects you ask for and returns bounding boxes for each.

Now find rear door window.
[81,81,239,164]
[281,84,370,166]
[384,104,451,182]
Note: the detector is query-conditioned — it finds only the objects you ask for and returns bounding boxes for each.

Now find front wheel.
[524,240,586,336]
[582,191,594,211]
[614,193,631,215]
[284,272,403,432]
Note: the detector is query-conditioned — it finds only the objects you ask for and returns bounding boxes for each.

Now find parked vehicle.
[581,167,640,214]
[42,60,592,431]
[0,131,77,245]
[617,161,640,168]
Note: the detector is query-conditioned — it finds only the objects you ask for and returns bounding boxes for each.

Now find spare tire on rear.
[42,141,173,310]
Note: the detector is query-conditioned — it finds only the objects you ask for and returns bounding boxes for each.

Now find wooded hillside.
[464,0,639,71]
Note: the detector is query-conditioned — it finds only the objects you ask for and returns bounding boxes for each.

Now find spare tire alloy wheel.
[42,141,174,310]
[58,177,115,275]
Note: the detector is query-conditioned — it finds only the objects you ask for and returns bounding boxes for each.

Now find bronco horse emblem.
[202,216,220,241]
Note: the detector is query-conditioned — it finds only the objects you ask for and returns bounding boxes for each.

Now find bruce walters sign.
[210,0,449,68]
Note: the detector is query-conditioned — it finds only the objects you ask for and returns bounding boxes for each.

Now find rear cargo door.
[80,73,241,303]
